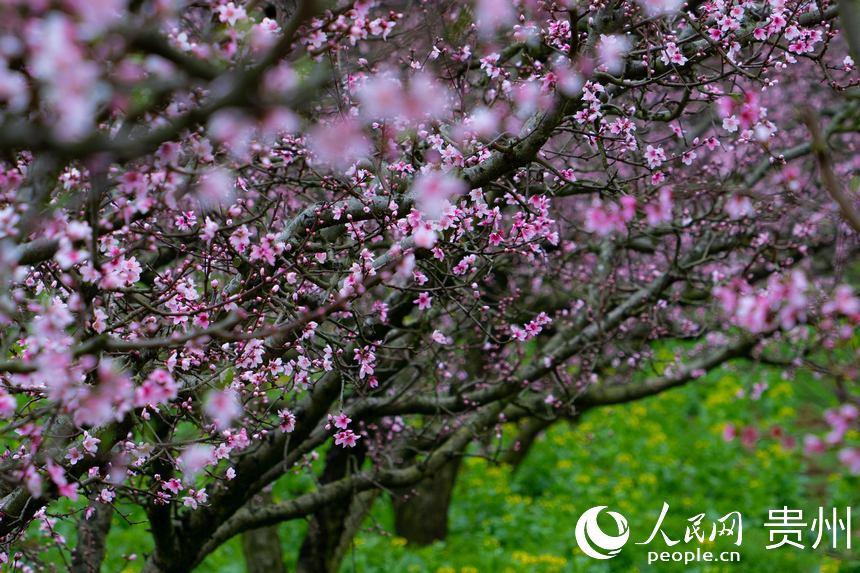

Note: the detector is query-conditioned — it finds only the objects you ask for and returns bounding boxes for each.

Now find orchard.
[0,0,857,571]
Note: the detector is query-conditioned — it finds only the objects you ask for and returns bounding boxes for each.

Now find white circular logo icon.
[575,506,630,560]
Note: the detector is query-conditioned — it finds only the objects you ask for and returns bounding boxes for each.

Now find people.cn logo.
[575,506,630,560]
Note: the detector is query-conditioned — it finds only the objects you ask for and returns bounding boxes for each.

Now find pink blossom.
[431,330,452,345]
[23,466,43,498]
[358,72,450,123]
[307,119,370,170]
[204,389,242,430]
[823,286,860,317]
[718,271,809,333]
[639,0,684,17]
[645,188,673,226]
[332,412,351,430]
[334,429,361,448]
[65,447,83,466]
[217,2,247,26]
[229,225,252,253]
[55,238,89,269]
[91,308,108,333]
[0,390,15,418]
[279,409,296,433]
[414,292,432,310]
[725,195,754,219]
[803,434,827,455]
[412,171,467,220]
[182,488,209,509]
[99,488,116,503]
[98,256,142,289]
[597,35,631,74]
[195,168,235,211]
[82,431,100,455]
[722,116,740,132]
[413,223,438,249]
[353,345,377,379]
[251,18,281,51]
[0,62,29,112]
[162,478,182,495]
[838,448,860,475]
[238,339,266,369]
[660,42,688,66]
[475,0,516,37]
[134,369,177,408]
[643,145,666,169]
[0,206,19,239]
[178,445,214,481]
[201,218,219,243]
[46,460,78,501]
[73,361,134,427]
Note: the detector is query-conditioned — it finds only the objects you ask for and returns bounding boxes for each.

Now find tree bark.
[390,341,487,546]
[500,417,556,470]
[241,490,286,573]
[296,442,367,573]
[841,0,860,65]
[392,454,462,545]
[330,490,380,570]
[70,501,113,573]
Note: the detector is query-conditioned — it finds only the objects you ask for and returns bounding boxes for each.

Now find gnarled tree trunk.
[330,490,380,570]
[391,343,488,545]
[241,490,286,573]
[392,454,462,545]
[296,442,368,573]
[70,501,113,573]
